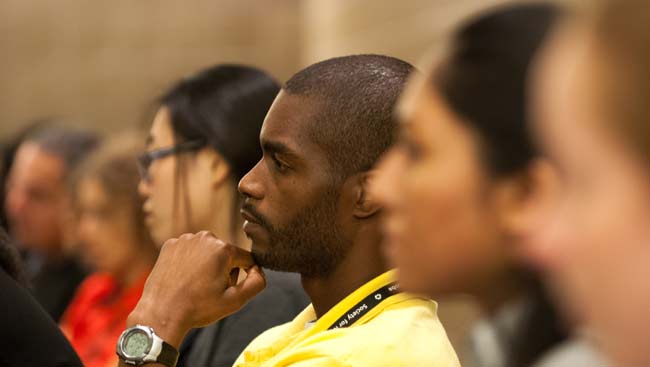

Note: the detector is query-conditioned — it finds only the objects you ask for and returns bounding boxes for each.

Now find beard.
[249,189,349,279]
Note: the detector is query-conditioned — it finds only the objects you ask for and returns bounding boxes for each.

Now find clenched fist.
[126,231,266,348]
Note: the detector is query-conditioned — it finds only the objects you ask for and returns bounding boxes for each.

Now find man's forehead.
[15,142,62,167]
[11,142,65,185]
[260,92,321,152]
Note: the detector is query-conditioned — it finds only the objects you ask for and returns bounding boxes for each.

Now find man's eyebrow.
[261,140,297,157]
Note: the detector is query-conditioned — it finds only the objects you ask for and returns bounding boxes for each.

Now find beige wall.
[1,0,538,138]
[301,0,510,68]
[0,0,302,137]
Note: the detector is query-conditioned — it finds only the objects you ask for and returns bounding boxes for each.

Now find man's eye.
[272,154,290,173]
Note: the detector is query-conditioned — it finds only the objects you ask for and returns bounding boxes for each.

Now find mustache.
[241,202,273,230]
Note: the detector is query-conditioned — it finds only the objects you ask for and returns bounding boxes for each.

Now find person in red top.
[61,132,158,367]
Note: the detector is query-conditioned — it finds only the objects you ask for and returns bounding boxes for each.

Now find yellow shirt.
[234,270,460,367]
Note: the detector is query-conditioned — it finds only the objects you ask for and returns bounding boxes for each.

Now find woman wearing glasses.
[137,64,308,367]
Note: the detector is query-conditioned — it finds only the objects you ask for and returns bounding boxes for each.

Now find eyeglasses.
[137,139,205,182]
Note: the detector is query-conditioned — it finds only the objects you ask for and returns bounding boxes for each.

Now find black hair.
[23,126,101,181]
[160,64,280,182]
[284,54,416,180]
[434,3,559,176]
[432,4,567,367]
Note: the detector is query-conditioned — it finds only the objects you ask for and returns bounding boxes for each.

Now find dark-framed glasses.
[137,139,205,181]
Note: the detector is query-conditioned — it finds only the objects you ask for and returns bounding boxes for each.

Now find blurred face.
[138,107,219,245]
[76,178,141,277]
[527,24,650,364]
[238,91,348,278]
[5,142,66,255]
[373,76,515,299]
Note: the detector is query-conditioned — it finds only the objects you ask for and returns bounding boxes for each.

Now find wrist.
[127,300,189,349]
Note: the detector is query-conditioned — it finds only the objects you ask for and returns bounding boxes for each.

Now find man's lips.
[240,209,261,225]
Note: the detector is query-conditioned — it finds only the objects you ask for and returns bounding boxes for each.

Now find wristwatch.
[116,325,179,366]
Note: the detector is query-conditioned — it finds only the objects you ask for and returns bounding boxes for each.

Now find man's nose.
[238,159,265,200]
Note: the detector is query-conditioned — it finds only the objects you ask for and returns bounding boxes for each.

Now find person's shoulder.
[0,268,84,366]
[73,272,115,299]
[320,296,460,366]
[79,272,113,286]
[363,296,451,340]
[234,319,296,364]
[533,337,610,367]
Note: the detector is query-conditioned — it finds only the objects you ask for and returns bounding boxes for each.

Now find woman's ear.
[196,149,231,188]
[353,170,383,219]
[493,158,558,237]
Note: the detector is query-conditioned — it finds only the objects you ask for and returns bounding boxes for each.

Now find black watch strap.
[158,340,179,367]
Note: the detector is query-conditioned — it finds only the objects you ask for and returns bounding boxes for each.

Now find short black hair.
[24,126,101,180]
[161,64,280,182]
[433,3,559,176]
[284,54,415,179]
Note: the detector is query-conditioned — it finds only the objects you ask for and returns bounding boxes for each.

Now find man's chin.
[250,239,272,266]
[250,246,295,273]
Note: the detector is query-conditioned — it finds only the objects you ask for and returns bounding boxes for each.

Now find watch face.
[124,329,151,358]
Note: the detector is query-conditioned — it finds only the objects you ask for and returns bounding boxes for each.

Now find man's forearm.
[114,232,266,367]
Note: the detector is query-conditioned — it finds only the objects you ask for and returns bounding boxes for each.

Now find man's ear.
[353,170,382,219]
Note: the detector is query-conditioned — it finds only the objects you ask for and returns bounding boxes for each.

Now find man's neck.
[301,227,388,318]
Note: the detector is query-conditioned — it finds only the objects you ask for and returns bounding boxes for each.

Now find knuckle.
[198,230,216,240]
[160,238,177,250]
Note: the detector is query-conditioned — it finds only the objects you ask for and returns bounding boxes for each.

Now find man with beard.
[117,55,459,367]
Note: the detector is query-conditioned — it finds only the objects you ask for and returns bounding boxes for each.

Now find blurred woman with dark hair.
[138,64,308,367]
[60,133,158,367]
[374,4,603,367]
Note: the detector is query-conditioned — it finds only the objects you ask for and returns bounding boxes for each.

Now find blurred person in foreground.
[373,4,605,367]
[60,133,158,367]
[523,0,650,365]
[4,126,99,321]
[117,55,459,367]
[0,226,82,367]
[138,64,308,367]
